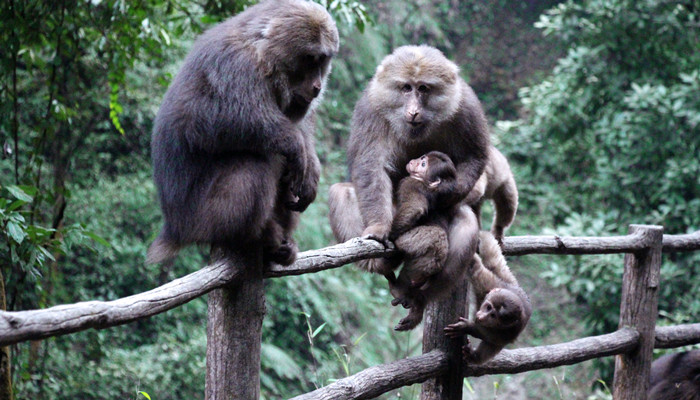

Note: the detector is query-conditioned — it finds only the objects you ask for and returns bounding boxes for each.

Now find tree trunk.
[613,225,663,399]
[421,276,468,399]
[0,270,13,400]
[205,247,265,400]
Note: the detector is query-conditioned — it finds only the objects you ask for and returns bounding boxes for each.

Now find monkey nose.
[408,112,422,126]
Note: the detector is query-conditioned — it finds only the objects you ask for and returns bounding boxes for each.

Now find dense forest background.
[1,0,698,398]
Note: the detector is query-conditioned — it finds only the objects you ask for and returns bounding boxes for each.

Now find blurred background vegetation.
[0,0,698,398]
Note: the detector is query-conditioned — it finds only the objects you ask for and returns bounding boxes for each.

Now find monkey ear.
[428,178,441,188]
[498,306,519,326]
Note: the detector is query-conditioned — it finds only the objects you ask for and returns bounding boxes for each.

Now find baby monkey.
[388,151,468,330]
[444,231,531,364]
[389,151,466,288]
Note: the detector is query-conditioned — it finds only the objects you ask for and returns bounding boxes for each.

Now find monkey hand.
[443,317,469,338]
[461,340,476,363]
[362,223,391,245]
[283,163,318,213]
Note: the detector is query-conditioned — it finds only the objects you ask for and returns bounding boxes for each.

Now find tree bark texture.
[654,323,700,348]
[291,328,642,400]
[421,276,468,400]
[289,350,448,400]
[0,259,241,347]
[2,231,699,347]
[613,225,663,400]
[0,271,13,400]
[205,247,265,400]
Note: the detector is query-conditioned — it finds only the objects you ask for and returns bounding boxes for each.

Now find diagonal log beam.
[1,232,698,346]
[290,324,700,400]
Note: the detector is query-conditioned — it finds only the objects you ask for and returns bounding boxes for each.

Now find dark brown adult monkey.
[389,151,467,289]
[648,350,700,400]
[465,146,518,246]
[147,0,339,265]
[328,45,490,330]
[444,231,531,364]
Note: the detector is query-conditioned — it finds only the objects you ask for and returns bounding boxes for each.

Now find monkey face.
[284,52,334,120]
[369,46,462,141]
[476,289,522,329]
[406,155,430,179]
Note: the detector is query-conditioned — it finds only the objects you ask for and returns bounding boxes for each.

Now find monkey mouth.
[293,93,313,107]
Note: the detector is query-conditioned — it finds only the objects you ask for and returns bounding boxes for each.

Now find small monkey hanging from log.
[444,231,531,364]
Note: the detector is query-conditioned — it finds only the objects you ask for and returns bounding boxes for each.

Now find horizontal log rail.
[0,232,698,347]
[292,324,700,400]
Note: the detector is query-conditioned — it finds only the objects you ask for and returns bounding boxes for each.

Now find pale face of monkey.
[476,288,523,329]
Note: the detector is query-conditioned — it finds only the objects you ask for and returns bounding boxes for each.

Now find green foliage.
[502,0,700,385]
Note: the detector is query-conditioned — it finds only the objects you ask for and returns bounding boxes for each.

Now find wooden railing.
[1,228,699,399]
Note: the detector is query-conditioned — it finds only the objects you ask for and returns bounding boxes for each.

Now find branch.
[502,230,700,256]
[464,327,639,376]
[654,323,700,348]
[266,237,394,278]
[289,350,448,400]
[292,324,700,400]
[662,231,700,252]
[501,232,650,256]
[0,260,241,347]
[292,329,639,399]
[1,232,698,346]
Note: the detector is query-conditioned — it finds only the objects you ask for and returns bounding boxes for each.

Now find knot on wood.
[554,235,565,250]
[5,314,21,328]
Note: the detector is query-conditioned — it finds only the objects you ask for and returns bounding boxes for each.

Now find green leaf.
[311,322,327,338]
[5,185,33,202]
[138,392,152,400]
[6,221,27,244]
[84,231,112,248]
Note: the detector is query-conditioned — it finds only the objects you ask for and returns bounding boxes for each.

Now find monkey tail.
[146,233,181,264]
[478,231,516,283]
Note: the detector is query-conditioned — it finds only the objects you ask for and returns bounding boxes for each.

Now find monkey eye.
[417,84,430,93]
[401,83,412,93]
[420,161,426,167]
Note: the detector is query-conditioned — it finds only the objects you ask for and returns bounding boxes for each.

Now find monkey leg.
[491,177,518,246]
[394,225,448,287]
[262,207,299,266]
[328,182,364,242]
[419,205,479,303]
[199,155,284,247]
[394,293,426,331]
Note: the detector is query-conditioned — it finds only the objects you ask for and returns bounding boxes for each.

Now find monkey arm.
[389,181,429,240]
[455,155,487,198]
[349,152,394,241]
[286,114,321,212]
[444,317,483,338]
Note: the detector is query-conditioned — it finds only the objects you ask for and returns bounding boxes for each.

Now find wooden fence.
[1,226,699,399]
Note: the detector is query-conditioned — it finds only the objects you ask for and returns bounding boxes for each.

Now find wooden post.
[0,271,13,400]
[613,224,663,399]
[205,247,265,400]
[421,276,468,400]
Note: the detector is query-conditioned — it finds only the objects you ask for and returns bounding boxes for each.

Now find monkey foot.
[394,316,420,331]
[266,241,298,266]
[462,342,476,363]
[390,297,412,309]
